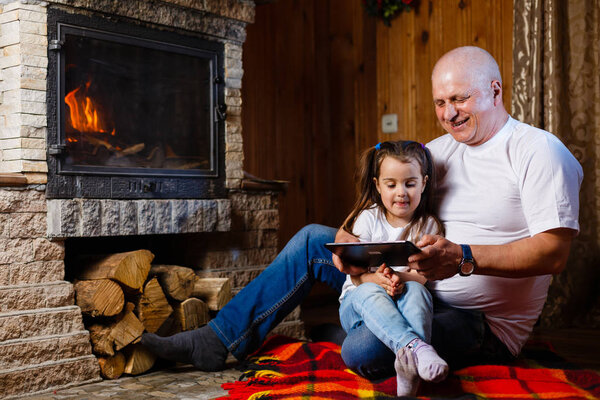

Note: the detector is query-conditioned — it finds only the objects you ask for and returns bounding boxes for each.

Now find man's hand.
[332,228,368,276]
[408,234,462,280]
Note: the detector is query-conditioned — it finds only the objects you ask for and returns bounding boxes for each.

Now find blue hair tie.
[375,142,381,150]
[420,143,425,149]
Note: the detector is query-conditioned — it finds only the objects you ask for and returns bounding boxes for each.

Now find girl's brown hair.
[341,140,444,241]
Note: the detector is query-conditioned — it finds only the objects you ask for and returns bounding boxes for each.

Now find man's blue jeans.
[209,224,513,378]
[339,281,433,354]
[209,224,344,359]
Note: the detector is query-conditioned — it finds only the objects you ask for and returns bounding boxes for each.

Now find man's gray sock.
[141,325,228,371]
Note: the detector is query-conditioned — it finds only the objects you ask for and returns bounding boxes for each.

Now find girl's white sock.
[407,338,449,382]
[394,347,420,397]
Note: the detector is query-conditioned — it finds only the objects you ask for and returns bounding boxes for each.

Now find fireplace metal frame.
[46,8,227,199]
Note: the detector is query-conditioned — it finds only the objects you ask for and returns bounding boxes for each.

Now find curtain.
[512,0,600,328]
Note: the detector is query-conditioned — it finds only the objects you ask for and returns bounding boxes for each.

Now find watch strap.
[460,244,473,261]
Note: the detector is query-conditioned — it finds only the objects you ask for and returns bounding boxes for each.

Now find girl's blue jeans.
[208,224,513,379]
[339,281,433,354]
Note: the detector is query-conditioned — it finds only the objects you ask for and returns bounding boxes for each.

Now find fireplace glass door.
[47,14,226,199]
[60,25,218,176]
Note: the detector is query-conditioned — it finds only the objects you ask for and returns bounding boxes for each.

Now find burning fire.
[65,81,115,136]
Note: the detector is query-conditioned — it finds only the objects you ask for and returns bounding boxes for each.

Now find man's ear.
[491,80,502,105]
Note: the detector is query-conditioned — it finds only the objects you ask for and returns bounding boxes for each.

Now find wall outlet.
[381,113,398,134]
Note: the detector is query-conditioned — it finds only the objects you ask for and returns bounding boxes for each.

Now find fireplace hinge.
[215,104,227,121]
[48,39,64,51]
[48,144,66,155]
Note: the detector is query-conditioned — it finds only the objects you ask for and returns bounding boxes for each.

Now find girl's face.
[374,156,427,228]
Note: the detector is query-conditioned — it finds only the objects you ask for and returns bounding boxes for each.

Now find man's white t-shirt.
[426,116,583,356]
[338,206,439,301]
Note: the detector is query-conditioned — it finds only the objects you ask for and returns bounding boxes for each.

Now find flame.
[65,81,113,134]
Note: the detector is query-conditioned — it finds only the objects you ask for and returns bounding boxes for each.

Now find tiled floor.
[18,363,241,400]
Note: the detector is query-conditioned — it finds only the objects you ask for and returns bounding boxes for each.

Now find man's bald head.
[432,46,502,89]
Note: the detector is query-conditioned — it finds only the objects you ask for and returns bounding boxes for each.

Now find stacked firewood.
[73,249,232,379]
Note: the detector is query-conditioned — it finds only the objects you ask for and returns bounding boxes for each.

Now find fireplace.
[0,1,303,398]
[46,9,227,199]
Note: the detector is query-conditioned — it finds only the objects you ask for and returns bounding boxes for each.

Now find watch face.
[460,261,475,276]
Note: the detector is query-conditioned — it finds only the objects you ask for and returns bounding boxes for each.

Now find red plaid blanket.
[217,335,600,400]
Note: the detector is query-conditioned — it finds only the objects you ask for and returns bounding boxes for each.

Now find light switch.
[381,113,398,134]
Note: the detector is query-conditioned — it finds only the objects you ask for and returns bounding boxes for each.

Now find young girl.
[337,140,448,396]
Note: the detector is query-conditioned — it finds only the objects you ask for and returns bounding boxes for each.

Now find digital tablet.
[324,241,421,268]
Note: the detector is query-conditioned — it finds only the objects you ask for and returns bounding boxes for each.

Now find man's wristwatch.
[458,244,476,276]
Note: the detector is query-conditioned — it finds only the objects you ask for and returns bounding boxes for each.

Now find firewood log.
[74,279,124,317]
[174,297,209,331]
[88,323,115,356]
[77,249,154,292]
[97,352,126,379]
[191,277,232,311]
[149,264,196,301]
[155,313,181,337]
[110,302,145,351]
[135,277,173,333]
[124,343,156,375]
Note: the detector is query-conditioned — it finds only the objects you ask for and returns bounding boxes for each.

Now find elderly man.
[142,46,582,396]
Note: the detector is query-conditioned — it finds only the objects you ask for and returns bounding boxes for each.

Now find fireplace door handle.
[215,104,227,121]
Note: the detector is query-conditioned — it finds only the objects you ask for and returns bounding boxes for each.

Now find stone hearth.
[0,1,303,397]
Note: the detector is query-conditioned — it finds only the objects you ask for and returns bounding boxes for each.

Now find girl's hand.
[378,265,404,297]
[359,264,404,297]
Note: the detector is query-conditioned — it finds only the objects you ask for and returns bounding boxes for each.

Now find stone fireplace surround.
[0,1,303,397]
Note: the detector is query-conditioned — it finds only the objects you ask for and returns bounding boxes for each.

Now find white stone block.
[20,42,46,56]
[0,54,21,71]
[22,137,45,149]
[2,2,48,13]
[0,10,18,24]
[2,148,22,159]
[3,113,22,127]
[22,65,46,80]
[0,20,20,47]
[225,77,242,89]
[18,9,47,24]
[20,112,46,127]
[0,127,20,139]
[20,32,47,46]
[22,53,47,68]
[0,138,22,149]
[1,88,20,102]
[4,147,45,160]
[20,125,45,138]
[20,100,45,114]
[0,101,19,114]
[18,20,45,35]
[22,160,47,172]
[20,77,45,90]
[225,67,243,80]
[0,159,23,172]
[20,88,45,102]
[2,43,20,56]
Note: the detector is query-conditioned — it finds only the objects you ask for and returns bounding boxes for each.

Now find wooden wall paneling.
[501,0,513,111]
[277,0,313,244]
[309,0,333,227]
[352,5,378,157]
[243,0,370,245]
[321,0,360,229]
[372,0,513,147]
